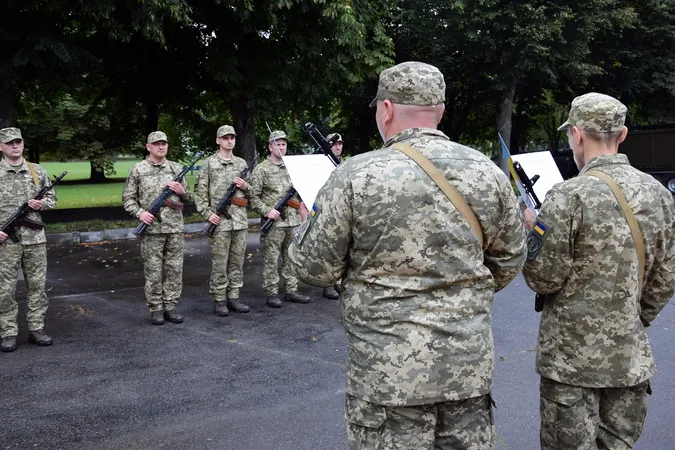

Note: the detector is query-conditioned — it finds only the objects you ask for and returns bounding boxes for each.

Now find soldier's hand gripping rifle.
[203,151,259,237]
[1,171,67,243]
[132,152,203,238]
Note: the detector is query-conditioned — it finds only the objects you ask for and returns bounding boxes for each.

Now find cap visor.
[557,120,570,132]
[369,98,378,108]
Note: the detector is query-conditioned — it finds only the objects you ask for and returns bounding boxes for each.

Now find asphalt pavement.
[1,233,673,450]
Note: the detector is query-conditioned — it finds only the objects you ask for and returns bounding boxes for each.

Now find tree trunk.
[0,0,17,128]
[231,95,256,165]
[89,161,107,182]
[496,76,518,174]
[27,147,39,164]
[146,98,159,134]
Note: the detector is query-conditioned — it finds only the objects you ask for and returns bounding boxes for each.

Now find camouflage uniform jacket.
[249,158,301,229]
[289,128,527,406]
[523,153,675,388]
[0,158,56,245]
[122,158,192,234]
[194,154,250,232]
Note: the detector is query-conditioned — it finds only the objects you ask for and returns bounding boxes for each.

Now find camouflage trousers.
[0,242,48,338]
[346,394,495,450]
[260,227,297,296]
[208,229,247,300]
[540,377,651,450]
[140,233,184,312]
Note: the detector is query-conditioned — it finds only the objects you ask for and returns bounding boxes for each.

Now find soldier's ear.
[617,126,628,145]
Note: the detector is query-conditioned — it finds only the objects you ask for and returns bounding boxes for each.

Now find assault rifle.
[259,187,300,234]
[1,171,67,243]
[132,152,203,237]
[203,151,259,237]
[304,122,341,166]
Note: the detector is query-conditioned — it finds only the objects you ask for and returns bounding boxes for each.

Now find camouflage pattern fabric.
[540,377,650,450]
[194,154,250,232]
[268,130,287,141]
[0,127,23,143]
[289,127,526,406]
[122,159,191,234]
[217,125,236,137]
[557,93,627,132]
[523,154,675,387]
[0,242,48,337]
[248,158,301,229]
[260,227,297,296]
[140,233,184,312]
[0,159,57,245]
[208,230,247,301]
[346,394,495,450]
[369,61,445,107]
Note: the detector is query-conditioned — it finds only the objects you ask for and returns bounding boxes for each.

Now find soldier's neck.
[4,155,24,166]
[218,149,234,160]
[147,155,166,165]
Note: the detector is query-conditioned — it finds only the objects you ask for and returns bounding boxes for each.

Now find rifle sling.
[391,143,484,248]
[586,170,645,289]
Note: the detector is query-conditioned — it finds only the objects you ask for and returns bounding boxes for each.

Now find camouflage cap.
[326,133,343,143]
[369,61,446,108]
[558,93,627,133]
[269,130,287,142]
[147,131,168,144]
[217,125,236,137]
[0,127,23,144]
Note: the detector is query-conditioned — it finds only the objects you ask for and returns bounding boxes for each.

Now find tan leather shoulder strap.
[27,162,39,185]
[392,143,484,248]
[586,170,645,288]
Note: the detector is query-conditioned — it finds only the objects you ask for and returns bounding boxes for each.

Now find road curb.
[47,218,262,245]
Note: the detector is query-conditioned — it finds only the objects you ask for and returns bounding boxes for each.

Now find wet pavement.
[1,233,673,450]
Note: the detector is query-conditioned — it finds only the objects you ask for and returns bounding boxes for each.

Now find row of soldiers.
[0,124,343,347]
[2,59,675,450]
[120,126,342,325]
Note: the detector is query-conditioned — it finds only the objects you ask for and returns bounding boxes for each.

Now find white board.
[282,154,336,208]
[511,152,565,203]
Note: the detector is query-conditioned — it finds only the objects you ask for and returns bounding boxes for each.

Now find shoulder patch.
[526,220,549,261]
[295,204,320,245]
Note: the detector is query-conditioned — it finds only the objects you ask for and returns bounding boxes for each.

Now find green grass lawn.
[40,160,202,209]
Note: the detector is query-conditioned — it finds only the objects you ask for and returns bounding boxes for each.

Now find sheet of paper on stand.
[282,154,336,208]
[511,152,565,203]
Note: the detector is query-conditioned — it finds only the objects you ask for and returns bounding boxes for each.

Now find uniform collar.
[145,157,168,168]
[579,153,630,175]
[383,128,450,148]
[0,157,28,172]
[216,153,234,165]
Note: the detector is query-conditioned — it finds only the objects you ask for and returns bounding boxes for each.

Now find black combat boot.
[323,286,340,300]
[1,336,17,352]
[227,298,250,313]
[164,309,184,324]
[214,301,230,316]
[266,295,282,308]
[151,310,165,325]
[28,330,53,346]
[284,291,311,304]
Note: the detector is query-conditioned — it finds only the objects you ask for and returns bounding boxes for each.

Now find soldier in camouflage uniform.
[289,62,527,449]
[194,125,251,316]
[523,93,675,450]
[249,131,311,308]
[0,127,56,352]
[122,131,192,325]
